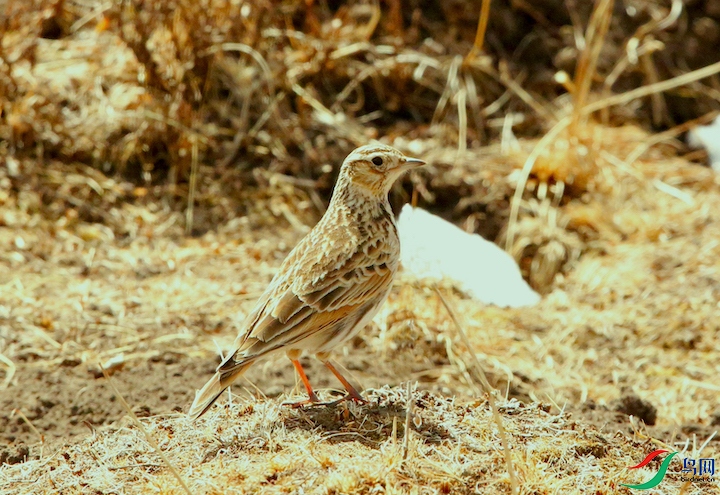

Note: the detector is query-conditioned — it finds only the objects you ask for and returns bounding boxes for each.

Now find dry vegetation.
[2,0,720,493]
[3,390,705,495]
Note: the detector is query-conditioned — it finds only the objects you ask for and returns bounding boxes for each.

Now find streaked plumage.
[189,143,425,420]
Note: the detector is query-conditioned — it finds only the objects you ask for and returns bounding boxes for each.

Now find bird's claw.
[321,393,368,407]
[282,392,322,408]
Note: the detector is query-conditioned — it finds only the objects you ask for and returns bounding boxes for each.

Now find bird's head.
[336,143,425,198]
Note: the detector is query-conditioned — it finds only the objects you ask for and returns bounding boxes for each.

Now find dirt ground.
[1,126,720,493]
[0,176,461,456]
[0,204,469,456]
[2,0,720,492]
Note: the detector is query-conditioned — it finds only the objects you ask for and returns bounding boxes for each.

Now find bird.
[188,143,425,420]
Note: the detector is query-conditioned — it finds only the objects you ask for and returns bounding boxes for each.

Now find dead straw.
[505,114,572,251]
[464,0,493,64]
[434,287,519,495]
[583,60,720,116]
[10,409,44,445]
[402,380,414,461]
[99,364,193,495]
[506,58,720,251]
[571,0,615,129]
[185,133,199,236]
[0,353,16,389]
[624,111,719,166]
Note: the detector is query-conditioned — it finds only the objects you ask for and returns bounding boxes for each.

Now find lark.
[188,143,425,420]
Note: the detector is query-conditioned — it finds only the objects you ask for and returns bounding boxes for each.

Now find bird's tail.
[188,361,253,421]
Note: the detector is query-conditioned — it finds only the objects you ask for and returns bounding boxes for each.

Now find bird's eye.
[371,156,384,166]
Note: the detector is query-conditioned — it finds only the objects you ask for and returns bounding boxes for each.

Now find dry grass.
[2,0,720,493]
[2,128,720,493]
[2,388,707,495]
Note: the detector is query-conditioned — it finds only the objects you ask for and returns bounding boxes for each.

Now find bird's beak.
[402,157,426,168]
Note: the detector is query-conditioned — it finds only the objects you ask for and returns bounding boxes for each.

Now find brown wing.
[215,217,396,379]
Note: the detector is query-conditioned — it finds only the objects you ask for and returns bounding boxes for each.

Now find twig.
[625,0,682,65]
[464,72,486,142]
[392,416,398,446]
[456,87,468,156]
[185,133,199,236]
[431,56,462,128]
[582,60,720,116]
[0,353,16,389]
[108,463,162,471]
[640,50,666,127]
[434,288,519,495]
[696,431,717,457]
[99,364,193,495]
[624,110,719,166]
[11,409,44,444]
[402,381,414,461]
[69,2,112,33]
[465,0,492,63]
[494,65,559,123]
[572,0,614,128]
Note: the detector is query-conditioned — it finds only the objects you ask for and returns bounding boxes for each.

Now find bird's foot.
[282,392,322,408]
[321,392,368,407]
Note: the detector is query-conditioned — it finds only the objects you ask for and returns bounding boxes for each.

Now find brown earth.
[2,131,719,474]
[2,0,720,492]
[0,184,466,462]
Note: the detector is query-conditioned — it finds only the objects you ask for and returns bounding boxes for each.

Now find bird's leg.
[320,357,367,405]
[283,358,321,407]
